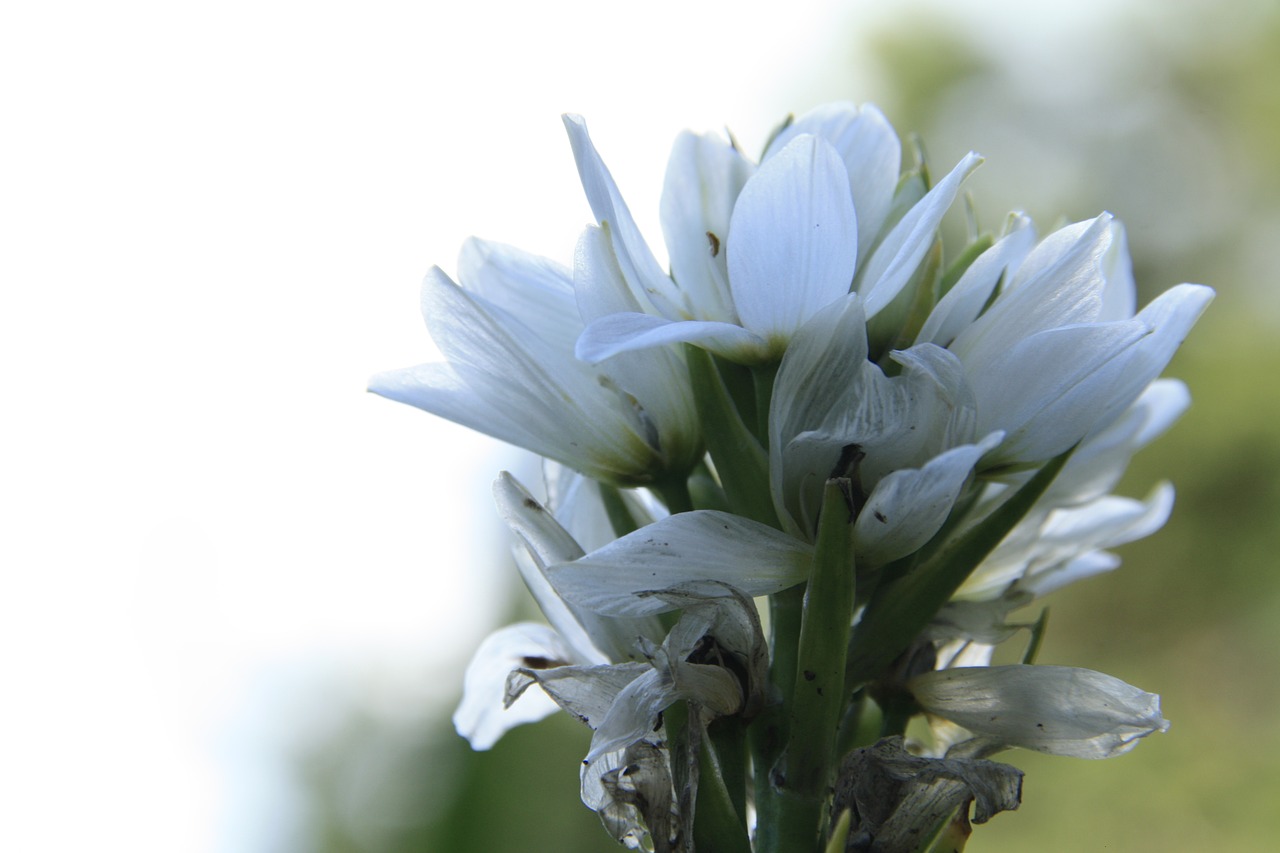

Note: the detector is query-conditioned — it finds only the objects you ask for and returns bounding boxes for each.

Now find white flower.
[568,103,982,364]
[909,664,1170,759]
[369,238,701,486]
[925,214,1213,468]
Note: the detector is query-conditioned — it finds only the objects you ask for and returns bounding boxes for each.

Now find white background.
[0,1,1119,850]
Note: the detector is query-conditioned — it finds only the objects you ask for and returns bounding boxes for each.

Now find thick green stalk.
[776,479,857,850]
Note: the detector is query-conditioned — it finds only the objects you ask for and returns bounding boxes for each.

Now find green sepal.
[939,232,994,299]
[685,344,778,528]
[845,444,1075,688]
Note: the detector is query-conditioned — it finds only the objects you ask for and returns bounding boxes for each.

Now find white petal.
[973,320,1151,466]
[495,473,662,663]
[573,228,703,473]
[859,152,983,318]
[452,623,575,750]
[660,129,752,323]
[457,237,579,350]
[727,134,859,346]
[764,102,902,259]
[910,665,1169,759]
[576,311,766,364]
[916,214,1036,348]
[511,661,651,733]
[563,114,684,319]
[548,511,812,617]
[854,432,1003,567]
[950,215,1115,369]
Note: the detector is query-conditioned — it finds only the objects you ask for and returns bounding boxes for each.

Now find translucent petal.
[548,511,812,617]
[576,310,765,364]
[910,665,1169,759]
[453,623,575,750]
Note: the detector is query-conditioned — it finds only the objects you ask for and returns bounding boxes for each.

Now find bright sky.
[0,1,1131,850]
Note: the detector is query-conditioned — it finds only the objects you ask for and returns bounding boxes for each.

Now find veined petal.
[951,215,1115,370]
[457,237,580,351]
[973,320,1151,467]
[573,227,703,474]
[548,511,812,617]
[854,432,1003,567]
[660,129,753,323]
[859,152,983,318]
[453,623,575,750]
[495,473,662,663]
[575,311,766,364]
[764,102,902,259]
[915,214,1037,348]
[563,114,684,319]
[909,665,1169,759]
[417,267,659,479]
[727,134,859,349]
[511,662,652,734]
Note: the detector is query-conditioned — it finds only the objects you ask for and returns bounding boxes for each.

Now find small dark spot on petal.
[874,511,887,523]
[706,231,721,257]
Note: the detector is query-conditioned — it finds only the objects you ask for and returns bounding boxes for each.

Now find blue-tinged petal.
[727,134,858,349]
[419,267,659,480]
[453,622,575,750]
[764,102,902,260]
[660,129,753,323]
[547,511,812,617]
[1099,218,1137,321]
[854,432,1003,568]
[859,152,983,318]
[573,227,703,473]
[576,311,766,364]
[457,237,580,351]
[909,665,1169,759]
[916,214,1036,348]
[972,320,1151,467]
[508,661,651,734]
[563,114,685,319]
[952,216,1115,374]
[768,294,876,537]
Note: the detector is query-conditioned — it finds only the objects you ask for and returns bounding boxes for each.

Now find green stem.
[655,477,695,515]
[695,722,754,853]
[708,717,748,828]
[752,582,805,853]
[750,361,780,447]
[777,479,857,850]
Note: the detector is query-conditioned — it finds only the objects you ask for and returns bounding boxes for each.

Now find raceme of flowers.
[371,102,1211,853]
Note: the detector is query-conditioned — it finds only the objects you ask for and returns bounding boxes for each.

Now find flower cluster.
[372,103,1210,852]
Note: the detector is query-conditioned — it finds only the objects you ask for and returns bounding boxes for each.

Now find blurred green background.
[300,3,1280,850]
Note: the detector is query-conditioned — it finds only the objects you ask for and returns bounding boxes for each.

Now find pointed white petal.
[575,311,766,363]
[950,215,1115,369]
[457,237,579,350]
[563,114,684,319]
[548,511,812,617]
[1099,218,1137,321]
[854,432,1003,567]
[916,214,1036,347]
[910,665,1169,759]
[860,152,983,318]
[727,134,859,346]
[973,320,1151,466]
[660,129,752,323]
[764,102,902,259]
[495,473,661,663]
[510,661,651,734]
[453,623,576,750]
